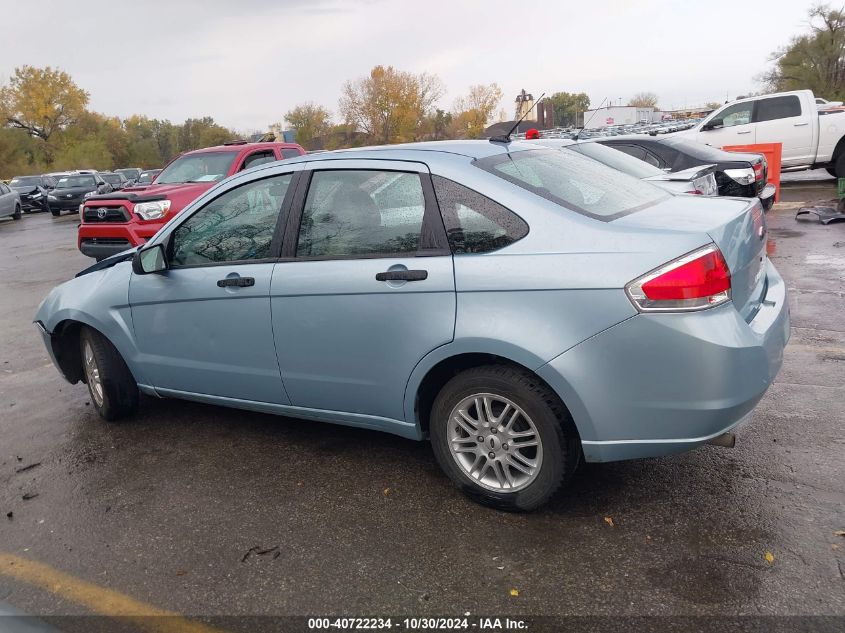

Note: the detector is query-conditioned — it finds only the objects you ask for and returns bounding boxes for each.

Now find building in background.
[579,105,659,129]
[514,89,536,121]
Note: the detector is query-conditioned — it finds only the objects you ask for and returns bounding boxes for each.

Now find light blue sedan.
[34,141,789,511]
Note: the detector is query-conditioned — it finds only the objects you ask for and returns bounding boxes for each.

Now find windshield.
[56,175,96,188]
[101,174,122,184]
[155,152,238,184]
[565,142,665,179]
[116,168,141,179]
[476,149,669,221]
[9,177,42,188]
[659,136,731,161]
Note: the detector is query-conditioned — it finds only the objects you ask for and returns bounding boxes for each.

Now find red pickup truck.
[78,140,305,260]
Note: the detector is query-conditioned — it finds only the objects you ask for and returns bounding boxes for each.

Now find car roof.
[184,141,302,155]
[278,139,543,166]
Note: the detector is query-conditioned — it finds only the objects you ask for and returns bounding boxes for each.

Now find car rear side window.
[476,149,669,221]
[170,174,293,266]
[281,149,302,159]
[755,95,802,122]
[432,176,527,254]
[241,151,276,170]
[296,170,426,259]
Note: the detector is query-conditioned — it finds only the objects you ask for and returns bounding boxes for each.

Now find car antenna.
[489,92,546,144]
[572,97,608,140]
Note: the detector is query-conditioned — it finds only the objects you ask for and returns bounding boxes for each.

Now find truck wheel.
[79,326,139,422]
[50,209,60,217]
[12,205,21,220]
[826,167,837,178]
[429,365,580,512]
[832,153,845,178]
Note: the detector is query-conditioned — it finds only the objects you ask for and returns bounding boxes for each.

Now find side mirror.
[132,244,167,275]
[702,119,723,131]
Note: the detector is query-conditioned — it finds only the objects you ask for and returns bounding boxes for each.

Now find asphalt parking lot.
[0,184,843,628]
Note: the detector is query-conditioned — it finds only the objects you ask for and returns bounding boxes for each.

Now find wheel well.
[415,353,576,438]
[51,320,85,384]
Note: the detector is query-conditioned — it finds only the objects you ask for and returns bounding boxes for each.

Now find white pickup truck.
[678,89,845,177]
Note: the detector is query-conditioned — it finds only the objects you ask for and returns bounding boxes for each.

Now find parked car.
[135,169,161,185]
[77,141,305,260]
[99,172,129,191]
[595,135,775,210]
[675,89,845,177]
[36,141,789,511]
[0,182,22,221]
[47,174,112,217]
[8,175,56,213]
[114,168,142,184]
[529,138,718,196]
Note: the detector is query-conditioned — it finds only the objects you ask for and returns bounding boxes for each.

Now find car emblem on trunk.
[66,194,73,198]
[97,208,107,219]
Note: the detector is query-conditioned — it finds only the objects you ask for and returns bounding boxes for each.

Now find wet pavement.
[0,203,843,623]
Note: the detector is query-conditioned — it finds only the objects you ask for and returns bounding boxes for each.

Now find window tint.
[241,151,276,170]
[281,148,302,159]
[756,96,801,122]
[170,174,292,266]
[612,144,647,161]
[476,149,669,220]
[296,170,425,258]
[432,176,527,254]
[715,102,753,127]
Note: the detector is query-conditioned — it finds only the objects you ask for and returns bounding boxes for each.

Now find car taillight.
[625,245,731,312]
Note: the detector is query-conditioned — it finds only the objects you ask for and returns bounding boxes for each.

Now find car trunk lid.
[612,195,767,321]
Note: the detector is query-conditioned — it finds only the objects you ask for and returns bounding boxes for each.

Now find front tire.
[430,365,580,511]
[12,205,21,220]
[832,153,845,178]
[80,326,139,422]
[50,208,60,217]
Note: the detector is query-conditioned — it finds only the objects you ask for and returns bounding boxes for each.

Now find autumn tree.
[284,102,332,149]
[705,101,724,110]
[761,4,845,99]
[339,65,443,144]
[628,92,659,108]
[0,66,89,143]
[450,83,503,139]
[547,91,590,127]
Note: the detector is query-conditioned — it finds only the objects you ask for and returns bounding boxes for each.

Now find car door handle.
[794,122,809,126]
[375,269,428,282]
[217,277,255,288]
[737,130,752,134]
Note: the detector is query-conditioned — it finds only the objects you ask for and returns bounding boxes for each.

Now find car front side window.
[716,103,753,127]
[169,174,293,267]
[295,170,426,259]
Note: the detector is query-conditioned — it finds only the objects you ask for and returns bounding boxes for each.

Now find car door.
[0,183,13,217]
[128,169,300,403]
[270,159,456,423]
[753,94,812,166]
[697,100,756,148]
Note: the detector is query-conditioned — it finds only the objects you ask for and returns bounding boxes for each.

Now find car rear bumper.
[759,183,776,211]
[537,259,790,462]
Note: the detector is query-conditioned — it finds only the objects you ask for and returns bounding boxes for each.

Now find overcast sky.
[0,0,818,132]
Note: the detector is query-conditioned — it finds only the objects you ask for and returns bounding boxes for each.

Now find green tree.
[284,102,332,150]
[547,92,590,127]
[761,4,845,99]
[628,92,659,108]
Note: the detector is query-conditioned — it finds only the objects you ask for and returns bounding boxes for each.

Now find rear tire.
[50,209,60,217]
[12,205,21,220]
[826,167,837,178]
[79,326,139,422]
[429,365,580,512]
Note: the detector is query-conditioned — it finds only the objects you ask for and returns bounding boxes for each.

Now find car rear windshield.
[658,136,737,161]
[10,176,42,187]
[102,174,122,184]
[475,148,669,220]
[565,142,665,179]
[156,152,238,184]
[57,176,96,188]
